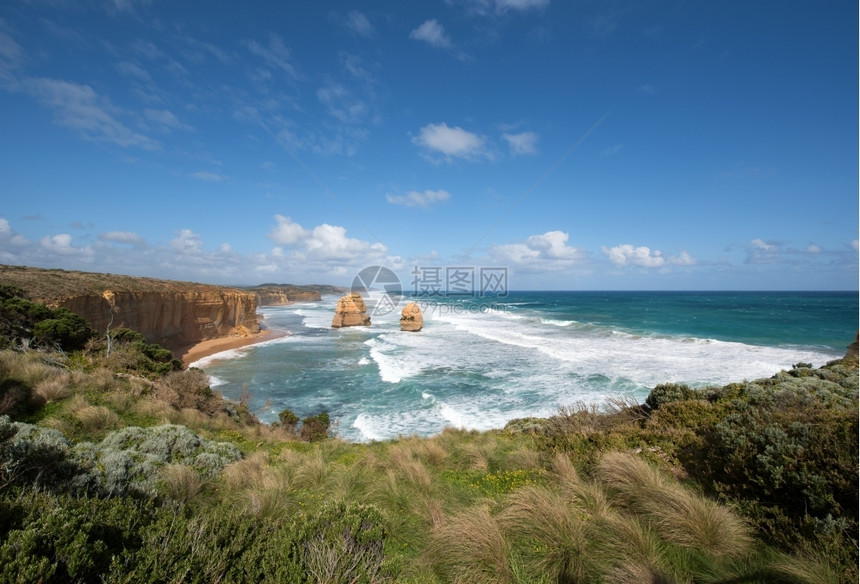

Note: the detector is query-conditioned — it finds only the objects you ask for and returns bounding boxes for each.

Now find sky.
[0,0,857,291]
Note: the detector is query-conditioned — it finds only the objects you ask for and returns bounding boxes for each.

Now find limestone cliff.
[0,265,259,353]
[252,286,322,306]
[331,292,371,328]
[400,302,423,332]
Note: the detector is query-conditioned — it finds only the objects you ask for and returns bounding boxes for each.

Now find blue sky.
[0,0,857,290]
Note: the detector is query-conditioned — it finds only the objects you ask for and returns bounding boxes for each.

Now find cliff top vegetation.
[0,264,252,302]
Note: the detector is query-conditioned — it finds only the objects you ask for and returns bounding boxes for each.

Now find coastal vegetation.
[0,286,856,583]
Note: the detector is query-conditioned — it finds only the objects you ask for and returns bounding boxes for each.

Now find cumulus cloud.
[502,131,538,156]
[266,215,391,265]
[268,215,309,245]
[413,122,489,162]
[386,189,451,208]
[40,233,93,258]
[601,244,696,268]
[170,229,204,255]
[22,77,160,150]
[491,230,586,270]
[410,19,453,49]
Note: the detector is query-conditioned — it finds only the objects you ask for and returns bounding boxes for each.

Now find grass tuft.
[596,452,753,558]
[428,506,513,584]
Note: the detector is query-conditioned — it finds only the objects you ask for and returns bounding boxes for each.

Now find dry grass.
[595,452,753,558]
[418,439,449,468]
[74,404,120,433]
[428,506,513,584]
[33,374,70,403]
[499,485,591,583]
[294,450,329,490]
[0,350,60,387]
[160,464,201,503]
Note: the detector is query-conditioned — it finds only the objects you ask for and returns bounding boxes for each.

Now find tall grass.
[428,506,513,584]
[499,485,592,582]
[595,452,753,559]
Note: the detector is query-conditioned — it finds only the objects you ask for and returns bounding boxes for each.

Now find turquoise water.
[193,291,858,442]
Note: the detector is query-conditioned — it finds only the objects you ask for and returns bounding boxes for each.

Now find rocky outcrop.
[0,265,260,354]
[331,293,371,328]
[400,302,423,332]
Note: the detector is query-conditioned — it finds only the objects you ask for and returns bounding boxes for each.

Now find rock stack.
[399,302,423,332]
[331,292,371,328]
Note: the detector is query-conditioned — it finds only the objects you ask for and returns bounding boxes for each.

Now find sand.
[180,329,287,367]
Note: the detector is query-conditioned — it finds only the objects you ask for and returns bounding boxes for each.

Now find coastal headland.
[0,264,342,364]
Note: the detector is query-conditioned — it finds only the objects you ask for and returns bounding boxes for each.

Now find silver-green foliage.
[0,416,240,497]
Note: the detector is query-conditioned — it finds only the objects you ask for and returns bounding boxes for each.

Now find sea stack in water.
[331,292,371,328]
[400,302,423,332]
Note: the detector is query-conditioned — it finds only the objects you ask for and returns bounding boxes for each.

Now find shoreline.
[180,329,288,368]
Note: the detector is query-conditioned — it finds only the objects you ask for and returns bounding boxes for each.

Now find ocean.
[191,291,858,442]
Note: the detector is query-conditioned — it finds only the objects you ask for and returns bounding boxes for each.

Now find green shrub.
[0,489,156,584]
[100,328,181,378]
[32,309,95,352]
[296,501,387,584]
[300,412,331,442]
[644,383,704,411]
[278,408,300,432]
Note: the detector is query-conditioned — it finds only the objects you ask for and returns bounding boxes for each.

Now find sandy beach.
[180,329,287,367]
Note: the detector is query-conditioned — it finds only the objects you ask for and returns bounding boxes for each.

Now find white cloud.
[266,216,388,263]
[99,231,144,244]
[410,20,453,49]
[144,108,190,131]
[247,34,296,78]
[807,244,821,254]
[671,250,697,266]
[386,189,451,208]
[851,240,858,251]
[344,10,373,37]
[304,223,388,262]
[491,231,586,270]
[317,82,368,124]
[502,131,538,156]
[751,238,775,251]
[40,234,93,257]
[601,244,695,268]
[451,0,549,15]
[170,229,204,255]
[22,77,160,150]
[413,122,489,161]
[268,215,309,245]
[115,61,151,82]
[496,0,550,11]
[601,143,624,156]
[190,171,227,182]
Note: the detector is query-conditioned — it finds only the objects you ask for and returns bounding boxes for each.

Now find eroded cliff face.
[54,289,260,353]
[254,288,321,306]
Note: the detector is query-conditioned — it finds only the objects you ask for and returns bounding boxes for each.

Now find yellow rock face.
[331,292,371,328]
[399,302,423,332]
